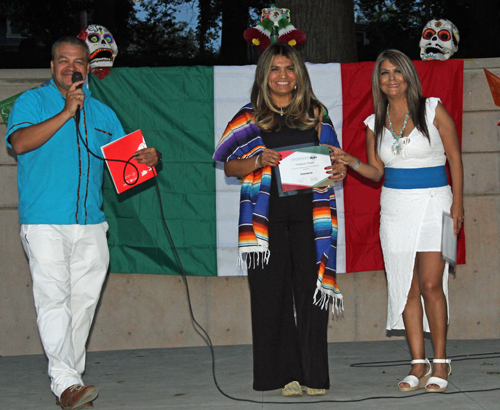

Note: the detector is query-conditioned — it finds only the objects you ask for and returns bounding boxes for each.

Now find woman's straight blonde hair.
[372,49,430,147]
[251,42,324,131]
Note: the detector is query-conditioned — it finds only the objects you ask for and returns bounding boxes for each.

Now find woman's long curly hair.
[251,42,324,132]
[372,49,430,148]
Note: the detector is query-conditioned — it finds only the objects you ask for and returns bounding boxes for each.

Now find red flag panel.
[341,59,465,273]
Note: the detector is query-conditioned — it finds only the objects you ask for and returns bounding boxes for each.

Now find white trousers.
[20,223,109,398]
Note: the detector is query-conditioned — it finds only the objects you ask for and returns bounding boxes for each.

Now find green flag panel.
[89,67,216,276]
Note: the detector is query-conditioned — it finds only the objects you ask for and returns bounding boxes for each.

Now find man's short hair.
[51,36,90,61]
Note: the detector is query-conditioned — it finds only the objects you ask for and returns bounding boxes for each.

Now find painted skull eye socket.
[88,33,101,43]
[103,34,114,44]
[438,30,451,41]
[422,28,436,40]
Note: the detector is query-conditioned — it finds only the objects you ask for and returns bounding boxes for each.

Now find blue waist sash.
[384,166,448,189]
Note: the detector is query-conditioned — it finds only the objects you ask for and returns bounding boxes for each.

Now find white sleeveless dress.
[364,98,452,331]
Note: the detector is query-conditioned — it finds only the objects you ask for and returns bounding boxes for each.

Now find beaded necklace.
[387,104,410,155]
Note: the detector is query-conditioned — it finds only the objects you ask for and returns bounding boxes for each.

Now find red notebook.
[100,129,156,194]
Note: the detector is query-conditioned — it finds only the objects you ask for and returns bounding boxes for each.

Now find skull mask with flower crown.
[77,25,118,68]
[419,19,459,61]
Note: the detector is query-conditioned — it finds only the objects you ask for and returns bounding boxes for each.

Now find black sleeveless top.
[260,116,319,219]
[260,116,318,150]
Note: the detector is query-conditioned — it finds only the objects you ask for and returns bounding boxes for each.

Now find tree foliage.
[0,0,136,48]
[0,0,88,46]
[1,0,359,66]
[195,0,358,64]
[2,0,500,67]
[0,0,203,67]
[126,0,198,65]
[355,0,500,60]
[196,0,268,64]
[0,0,137,67]
[196,0,221,56]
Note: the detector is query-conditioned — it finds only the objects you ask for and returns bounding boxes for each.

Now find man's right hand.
[63,80,85,118]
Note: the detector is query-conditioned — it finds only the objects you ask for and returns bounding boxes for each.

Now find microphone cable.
[73,118,219,386]
[151,183,500,405]
[73,119,500,405]
[74,120,141,187]
[72,72,142,188]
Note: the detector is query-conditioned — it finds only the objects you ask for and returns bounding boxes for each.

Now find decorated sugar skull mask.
[77,25,118,68]
[420,19,459,61]
[243,6,305,50]
[261,6,290,22]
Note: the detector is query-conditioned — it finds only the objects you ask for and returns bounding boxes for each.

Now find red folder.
[100,129,156,194]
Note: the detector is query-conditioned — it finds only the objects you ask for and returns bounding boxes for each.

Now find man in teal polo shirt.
[6,36,160,410]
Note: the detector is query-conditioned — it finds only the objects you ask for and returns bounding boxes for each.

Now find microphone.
[72,71,83,125]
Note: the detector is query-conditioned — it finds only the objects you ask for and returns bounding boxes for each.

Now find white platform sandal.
[425,359,452,393]
[398,359,432,392]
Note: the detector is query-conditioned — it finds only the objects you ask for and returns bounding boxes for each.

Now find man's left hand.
[134,147,161,167]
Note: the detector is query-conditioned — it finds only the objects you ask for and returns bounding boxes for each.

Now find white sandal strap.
[399,375,419,388]
[426,376,448,389]
[432,359,451,364]
[410,359,430,365]
[432,358,451,375]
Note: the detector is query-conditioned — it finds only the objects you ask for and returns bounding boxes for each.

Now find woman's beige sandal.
[398,359,432,392]
[282,381,302,397]
[304,387,326,396]
[425,359,451,393]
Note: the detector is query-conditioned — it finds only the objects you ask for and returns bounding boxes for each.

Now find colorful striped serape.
[213,104,343,312]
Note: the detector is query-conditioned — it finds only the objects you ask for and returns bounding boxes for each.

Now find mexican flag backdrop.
[89,59,465,277]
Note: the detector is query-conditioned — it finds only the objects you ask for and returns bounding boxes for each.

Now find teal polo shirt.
[6,80,125,225]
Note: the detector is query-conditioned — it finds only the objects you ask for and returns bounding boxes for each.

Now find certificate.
[275,143,333,197]
[441,212,457,267]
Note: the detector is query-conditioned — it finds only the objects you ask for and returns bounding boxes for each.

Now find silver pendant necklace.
[387,104,410,155]
[278,102,291,116]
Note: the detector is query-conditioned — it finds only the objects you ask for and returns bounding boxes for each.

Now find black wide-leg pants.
[247,191,330,391]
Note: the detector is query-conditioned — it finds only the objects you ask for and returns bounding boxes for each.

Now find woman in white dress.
[333,49,464,393]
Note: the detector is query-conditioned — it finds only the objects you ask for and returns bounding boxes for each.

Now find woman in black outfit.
[214,43,346,396]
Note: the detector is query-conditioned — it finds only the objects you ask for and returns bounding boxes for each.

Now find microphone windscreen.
[72,71,83,88]
[72,72,83,123]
